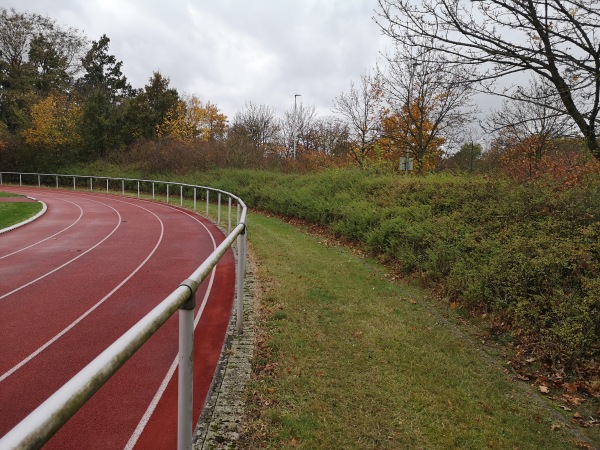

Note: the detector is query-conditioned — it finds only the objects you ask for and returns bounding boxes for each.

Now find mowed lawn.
[240,212,596,449]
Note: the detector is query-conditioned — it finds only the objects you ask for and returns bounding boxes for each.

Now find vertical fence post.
[38,175,41,187]
[137,181,140,198]
[180,185,183,207]
[193,188,197,211]
[19,174,22,186]
[152,183,155,200]
[217,193,221,226]
[237,203,241,225]
[178,283,196,450]
[0,173,2,185]
[206,190,209,216]
[90,177,93,191]
[167,184,170,204]
[228,197,232,233]
[122,179,125,195]
[236,229,247,335]
[73,177,76,190]
[55,176,58,189]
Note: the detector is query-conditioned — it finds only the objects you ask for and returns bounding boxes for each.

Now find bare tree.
[306,116,351,157]
[332,73,381,168]
[231,102,279,156]
[379,42,477,173]
[279,102,317,158]
[485,76,574,162]
[375,0,600,160]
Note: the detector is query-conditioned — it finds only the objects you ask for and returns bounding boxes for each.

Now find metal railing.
[0,172,248,450]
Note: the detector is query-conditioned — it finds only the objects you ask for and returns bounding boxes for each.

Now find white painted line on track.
[0,198,122,300]
[0,200,165,382]
[0,197,84,260]
[124,206,219,450]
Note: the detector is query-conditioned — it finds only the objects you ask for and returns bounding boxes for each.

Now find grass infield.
[0,193,42,229]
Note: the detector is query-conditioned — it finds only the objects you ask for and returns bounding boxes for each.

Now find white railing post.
[73,177,76,190]
[180,185,183,207]
[228,197,232,233]
[178,281,197,450]
[193,188,197,212]
[122,179,125,195]
[167,184,170,204]
[137,181,140,198]
[206,190,209,216]
[38,175,40,187]
[236,229,247,335]
[90,177,93,191]
[217,193,221,225]
[19,174,22,186]
[152,183,155,200]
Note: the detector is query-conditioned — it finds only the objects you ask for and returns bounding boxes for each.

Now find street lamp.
[293,94,301,159]
[403,61,419,175]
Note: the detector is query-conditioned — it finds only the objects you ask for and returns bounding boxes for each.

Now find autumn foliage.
[495,135,600,188]
[377,100,445,173]
[22,94,82,148]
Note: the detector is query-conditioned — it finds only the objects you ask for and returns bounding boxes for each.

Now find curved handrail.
[0,171,247,450]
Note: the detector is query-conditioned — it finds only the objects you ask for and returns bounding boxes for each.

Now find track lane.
[0,188,236,449]
[0,195,123,296]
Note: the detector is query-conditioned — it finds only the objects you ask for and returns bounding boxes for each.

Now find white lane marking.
[0,201,165,382]
[124,208,219,450]
[0,197,84,260]
[0,199,122,300]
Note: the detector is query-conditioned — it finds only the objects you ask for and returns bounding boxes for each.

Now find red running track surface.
[0,187,236,449]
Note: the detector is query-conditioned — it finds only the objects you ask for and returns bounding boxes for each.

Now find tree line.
[1,3,599,180]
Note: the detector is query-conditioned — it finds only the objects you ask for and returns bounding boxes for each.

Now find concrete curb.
[193,254,255,449]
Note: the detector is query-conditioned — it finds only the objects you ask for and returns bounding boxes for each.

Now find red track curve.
[0,187,235,449]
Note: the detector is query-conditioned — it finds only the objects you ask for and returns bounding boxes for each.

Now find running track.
[0,187,236,449]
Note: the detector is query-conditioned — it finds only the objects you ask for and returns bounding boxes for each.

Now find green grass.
[0,194,42,229]
[241,212,595,449]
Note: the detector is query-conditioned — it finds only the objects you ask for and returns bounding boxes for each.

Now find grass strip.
[241,212,593,449]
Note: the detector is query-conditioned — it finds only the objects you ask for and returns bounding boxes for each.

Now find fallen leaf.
[563,394,586,406]
[550,423,561,431]
[563,382,579,393]
[539,385,550,394]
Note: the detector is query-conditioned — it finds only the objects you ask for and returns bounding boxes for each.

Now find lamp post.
[293,94,301,159]
[404,61,419,175]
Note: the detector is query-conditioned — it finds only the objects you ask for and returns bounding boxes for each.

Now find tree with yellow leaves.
[378,99,445,174]
[22,94,82,148]
[379,40,476,174]
[156,95,227,143]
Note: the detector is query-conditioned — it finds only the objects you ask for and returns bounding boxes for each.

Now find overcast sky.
[5,0,390,119]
